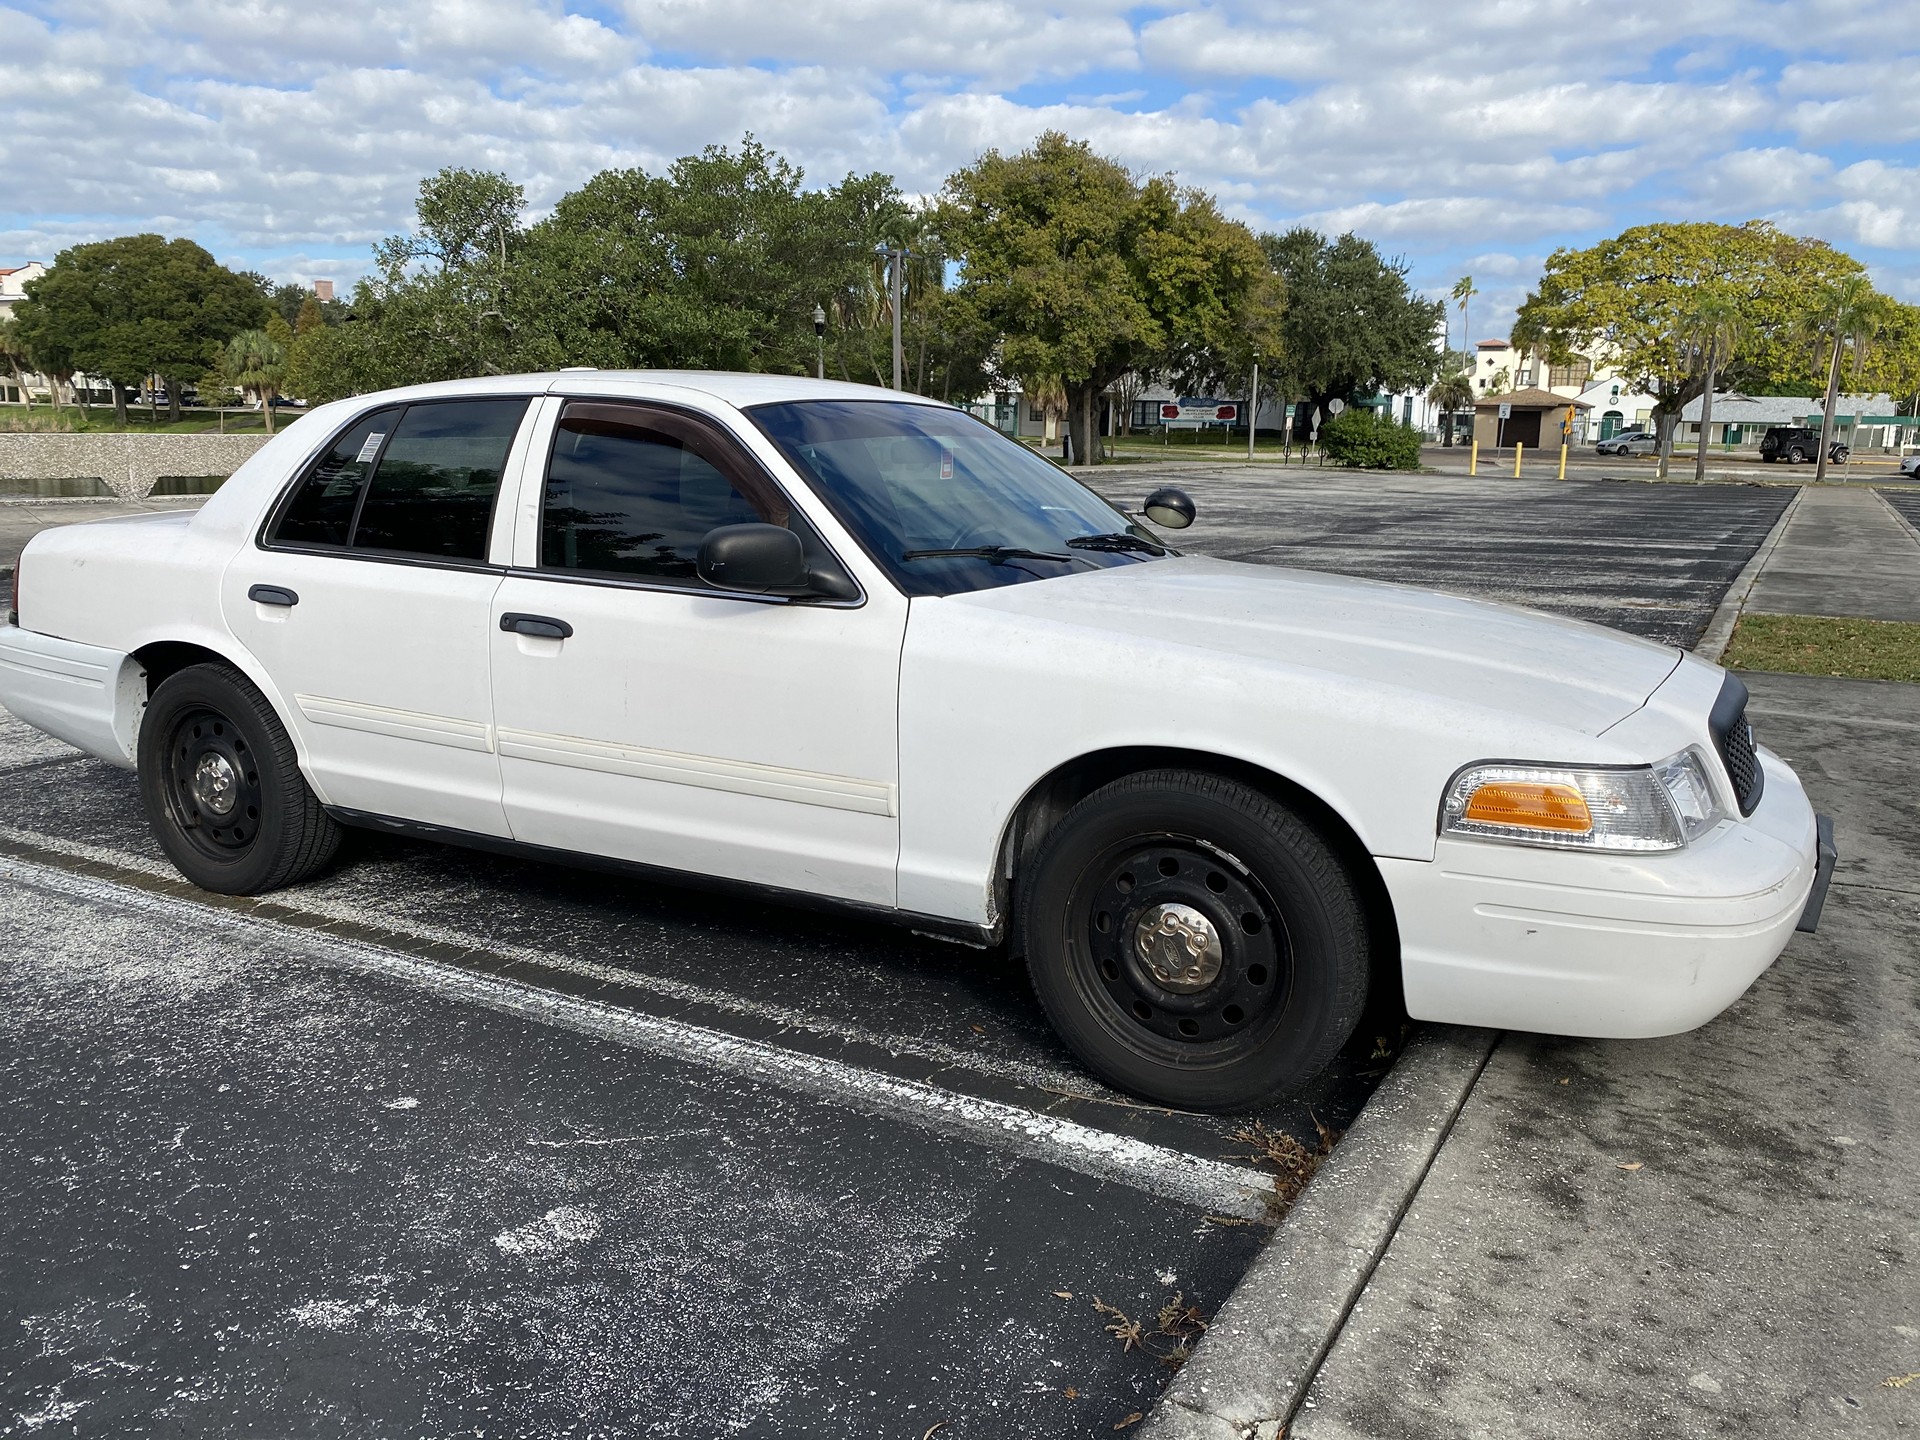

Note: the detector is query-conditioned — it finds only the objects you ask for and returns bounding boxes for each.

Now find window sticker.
[940,447,954,480]
[356,433,386,464]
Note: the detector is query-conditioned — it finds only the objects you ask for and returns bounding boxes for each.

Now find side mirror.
[697,523,809,593]
[1142,487,1196,530]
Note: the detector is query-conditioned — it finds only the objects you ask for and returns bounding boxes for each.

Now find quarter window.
[273,407,400,547]
[541,414,774,581]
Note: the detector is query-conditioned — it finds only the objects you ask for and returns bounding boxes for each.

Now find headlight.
[1441,748,1724,853]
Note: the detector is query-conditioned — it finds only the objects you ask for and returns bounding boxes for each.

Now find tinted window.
[542,419,767,580]
[272,408,400,546]
[352,399,528,560]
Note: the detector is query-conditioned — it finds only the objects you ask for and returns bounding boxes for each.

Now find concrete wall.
[0,433,270,499]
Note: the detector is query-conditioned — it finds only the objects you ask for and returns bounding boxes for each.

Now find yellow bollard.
[1469,439,1479,476]
[1558,443,1568,480]
[1514,442,1524,478]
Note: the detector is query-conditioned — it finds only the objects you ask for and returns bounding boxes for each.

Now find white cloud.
[0,0,1914,332]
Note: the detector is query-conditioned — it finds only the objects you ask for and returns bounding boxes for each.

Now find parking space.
[0,473,1799,1436]
[1095,466,1794,647]
[1881,487,1920,536]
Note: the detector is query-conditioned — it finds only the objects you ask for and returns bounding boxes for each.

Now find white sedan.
[0,373,1835,1110]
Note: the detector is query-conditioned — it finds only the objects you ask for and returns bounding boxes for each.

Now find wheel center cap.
[1132,902,1224,993]
[192,752,238,816]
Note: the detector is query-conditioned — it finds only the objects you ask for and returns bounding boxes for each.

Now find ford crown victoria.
[0,373,1837,1110]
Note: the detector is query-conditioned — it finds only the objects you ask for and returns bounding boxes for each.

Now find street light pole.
[1248,351,1260,462]
[812,303,826,381]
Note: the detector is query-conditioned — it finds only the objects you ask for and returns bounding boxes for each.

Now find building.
[1471,387,1591,450]
[0,262,45,318]
[1677,393,1904,451]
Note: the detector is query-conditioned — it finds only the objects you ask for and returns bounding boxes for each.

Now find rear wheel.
[1016,769,1370,1111]
[137,662,341,894]
[1788,446,1809,463]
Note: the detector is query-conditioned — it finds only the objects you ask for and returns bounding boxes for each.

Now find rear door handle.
[500,612,573,640]
[248,584,299,607]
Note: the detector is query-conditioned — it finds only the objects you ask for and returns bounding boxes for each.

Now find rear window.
[269,399,528,561]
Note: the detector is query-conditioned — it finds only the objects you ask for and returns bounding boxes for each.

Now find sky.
[2,0,1917,342]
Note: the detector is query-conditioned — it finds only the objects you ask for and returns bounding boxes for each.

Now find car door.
[487,399,905,906]
[224,396,536,835]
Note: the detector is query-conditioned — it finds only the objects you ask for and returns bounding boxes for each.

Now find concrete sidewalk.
[1289,672,1920,1438]
[1745,485,1920,624]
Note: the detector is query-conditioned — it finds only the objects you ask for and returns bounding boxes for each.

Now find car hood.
[937,555,1682,736]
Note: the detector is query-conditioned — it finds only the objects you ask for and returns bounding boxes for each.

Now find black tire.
[137,661,341,894]
[1015,769,1370,1111]
[1788,447,1809,464]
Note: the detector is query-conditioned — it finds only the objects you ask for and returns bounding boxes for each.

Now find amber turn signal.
[1461,780,1593,833]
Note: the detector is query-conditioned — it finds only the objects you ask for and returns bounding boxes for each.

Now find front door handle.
[248,584,299,607]
[500,612,574,640]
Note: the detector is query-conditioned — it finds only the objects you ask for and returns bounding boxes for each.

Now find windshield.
[747,399,1168,597]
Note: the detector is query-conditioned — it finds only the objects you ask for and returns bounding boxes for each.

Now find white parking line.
[0,854,1278,1222]
[0,822,1100,1097]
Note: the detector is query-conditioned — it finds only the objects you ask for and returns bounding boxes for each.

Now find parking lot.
[0,472,1800,1437]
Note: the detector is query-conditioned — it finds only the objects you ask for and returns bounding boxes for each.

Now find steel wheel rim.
[1063,833,1294,1062]
[163,706,263,860]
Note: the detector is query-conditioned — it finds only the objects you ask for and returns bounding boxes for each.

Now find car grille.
[1709,675,1764,817]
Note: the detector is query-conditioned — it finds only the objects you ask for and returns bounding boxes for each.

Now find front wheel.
[137,662,341,894]
[1016,770,1371,1111]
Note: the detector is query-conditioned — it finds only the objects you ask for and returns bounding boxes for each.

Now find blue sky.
[3,0,1916,340]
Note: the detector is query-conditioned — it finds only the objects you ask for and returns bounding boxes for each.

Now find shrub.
[1319,408,1423,470]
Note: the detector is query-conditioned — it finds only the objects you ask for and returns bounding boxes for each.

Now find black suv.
[1760,426,1849,464]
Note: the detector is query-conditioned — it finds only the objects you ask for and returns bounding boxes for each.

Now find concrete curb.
[1692,485,1805,663]
[1139,1025,1499,1440]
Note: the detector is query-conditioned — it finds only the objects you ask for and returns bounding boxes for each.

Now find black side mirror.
[697,524,809,593]
[1142,487,1196,530]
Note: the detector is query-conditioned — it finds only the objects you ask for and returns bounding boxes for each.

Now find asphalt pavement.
[1097,466,1793,648]
[0,474,1813,1436]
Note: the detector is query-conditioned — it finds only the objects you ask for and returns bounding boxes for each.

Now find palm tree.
[1427,367,1475,447]
[1805,274,1886,484]
[1451,275,1478,353]
[1683,292,1745,483]
[223,329,287,435]
[0,312,35,412]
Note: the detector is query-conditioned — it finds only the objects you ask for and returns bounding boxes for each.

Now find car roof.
[332,371,954,412]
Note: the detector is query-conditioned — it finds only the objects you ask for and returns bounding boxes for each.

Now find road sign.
[1327,399,1346,415]
[1498,402,1512,419]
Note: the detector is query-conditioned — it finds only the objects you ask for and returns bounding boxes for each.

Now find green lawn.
[1723,612,1920,684]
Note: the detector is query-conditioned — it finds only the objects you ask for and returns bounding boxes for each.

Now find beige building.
[1471,387,1591,450]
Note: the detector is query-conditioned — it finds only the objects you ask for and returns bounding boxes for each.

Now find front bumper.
[1383,749,1824,1038]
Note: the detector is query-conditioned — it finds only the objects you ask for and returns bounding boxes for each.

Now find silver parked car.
[1596,429,1658,457]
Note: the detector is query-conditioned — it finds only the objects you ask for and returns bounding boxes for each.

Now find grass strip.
[1723,612,1920,684]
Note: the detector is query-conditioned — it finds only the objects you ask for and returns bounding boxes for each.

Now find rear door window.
[269,398,528,561]
[352,400,528,560]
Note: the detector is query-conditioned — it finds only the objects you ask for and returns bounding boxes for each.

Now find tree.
[1451,275,1477,353]
[1802,274,1892,483]
[11,235,266,425]
[1427,362,1474,446]
[0,312,36,410]
[295,296,326,335]
[1682,291,1746,482]
[1514,221,1866,478]
[1262,229,1442,438]
[223,328,288,433]
[942,132,1281,465]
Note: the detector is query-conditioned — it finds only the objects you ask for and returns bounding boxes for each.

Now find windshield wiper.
[900,546,1075,565]
[1065,531,1166,555]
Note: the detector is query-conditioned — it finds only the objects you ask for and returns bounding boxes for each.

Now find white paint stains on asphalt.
[493,1206,603,1258]
[0,854,1278,1222]
[0,821,1099,1099]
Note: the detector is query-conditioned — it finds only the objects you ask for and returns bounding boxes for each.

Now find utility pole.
[1248,351,1260,462]
[812,303,826,381]
[886,246,906,391]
